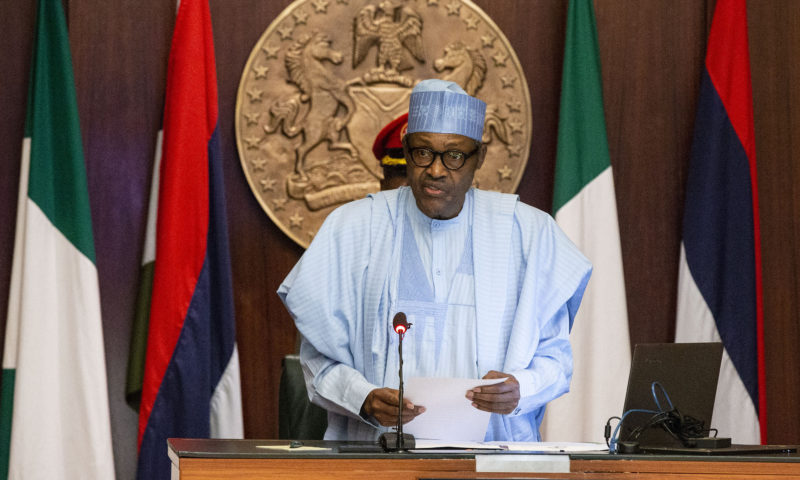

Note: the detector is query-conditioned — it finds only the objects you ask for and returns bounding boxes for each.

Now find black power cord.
[625,407,717,447]
[604,382,719,453]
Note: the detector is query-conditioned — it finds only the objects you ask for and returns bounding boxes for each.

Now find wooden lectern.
[168,438,800,480]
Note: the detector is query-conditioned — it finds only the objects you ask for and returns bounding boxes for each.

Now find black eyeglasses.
[407,146,480,171]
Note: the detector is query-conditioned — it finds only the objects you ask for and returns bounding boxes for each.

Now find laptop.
[619,342,723,449]
[619,342,796,455]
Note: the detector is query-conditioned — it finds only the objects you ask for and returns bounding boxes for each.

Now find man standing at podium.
[278,79,591,442]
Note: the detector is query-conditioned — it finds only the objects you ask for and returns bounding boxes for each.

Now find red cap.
[372,113,408,166]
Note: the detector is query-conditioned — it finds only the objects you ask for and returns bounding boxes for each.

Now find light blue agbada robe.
[278,187,591,441]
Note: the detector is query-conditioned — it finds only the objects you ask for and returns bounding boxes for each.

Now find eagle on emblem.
[353,1,425,74]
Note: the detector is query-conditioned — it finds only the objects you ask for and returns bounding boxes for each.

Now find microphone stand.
[396,328,407,450]
[379,313,415,452]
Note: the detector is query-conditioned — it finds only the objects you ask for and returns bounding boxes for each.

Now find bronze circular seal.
[236,0,532,249]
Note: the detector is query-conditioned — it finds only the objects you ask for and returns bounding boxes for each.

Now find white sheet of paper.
[411,440,505,451]
[256,445,332,452]
[485,441,607,452]
[403,376,506,441]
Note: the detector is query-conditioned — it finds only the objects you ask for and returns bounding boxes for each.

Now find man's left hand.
[465,370,520,414]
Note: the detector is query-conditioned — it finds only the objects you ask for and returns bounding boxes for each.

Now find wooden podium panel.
[172,457,479,480]
[168,439,800,480]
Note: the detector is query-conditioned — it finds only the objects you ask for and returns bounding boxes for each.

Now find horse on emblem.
[434,41,511,145]
[264,32,358,183]
[434,41,486,97]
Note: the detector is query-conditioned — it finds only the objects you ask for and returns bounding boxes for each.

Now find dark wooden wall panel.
[596,0,709,346]
[1,1,798,478]
[748,0,800,444]
[0,1,36,360]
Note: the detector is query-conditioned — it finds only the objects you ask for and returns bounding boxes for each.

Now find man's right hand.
[362,387,426,426]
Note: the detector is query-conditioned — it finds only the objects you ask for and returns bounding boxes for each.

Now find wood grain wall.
[1,1,798,478]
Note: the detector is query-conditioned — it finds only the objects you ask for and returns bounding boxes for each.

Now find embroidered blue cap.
[406,79,486,142]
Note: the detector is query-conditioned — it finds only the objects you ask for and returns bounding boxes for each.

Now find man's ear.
[475,143,487,170]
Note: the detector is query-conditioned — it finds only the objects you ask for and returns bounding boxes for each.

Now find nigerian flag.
[125,130,162,411]
[0,0,115,478]
[540,0,631,443]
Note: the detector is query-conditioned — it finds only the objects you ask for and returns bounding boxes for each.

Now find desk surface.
[168,438,800,480]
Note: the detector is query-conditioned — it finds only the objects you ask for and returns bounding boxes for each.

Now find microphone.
[393,311,410,334]
[379,312,416,452]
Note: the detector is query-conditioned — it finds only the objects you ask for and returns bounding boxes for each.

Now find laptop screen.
[619,342,723,448]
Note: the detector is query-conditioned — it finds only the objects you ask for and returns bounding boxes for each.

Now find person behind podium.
[278,79,591,442]
[372,112,409,190]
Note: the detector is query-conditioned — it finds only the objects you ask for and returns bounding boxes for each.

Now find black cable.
[605,382,718,452]
[604,416,620,448]
[625,407,716,447]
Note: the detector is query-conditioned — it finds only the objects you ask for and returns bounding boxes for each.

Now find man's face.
[403,132,485,220]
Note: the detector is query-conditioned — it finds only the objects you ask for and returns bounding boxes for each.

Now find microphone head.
[392,312,409,334]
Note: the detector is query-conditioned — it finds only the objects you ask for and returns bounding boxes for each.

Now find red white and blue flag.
[676,0,765,444]
[136,1,243,478]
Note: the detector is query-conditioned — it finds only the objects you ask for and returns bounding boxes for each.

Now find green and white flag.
[540,0,630,443]
[0,0,115,477]
[125,130,162,411]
